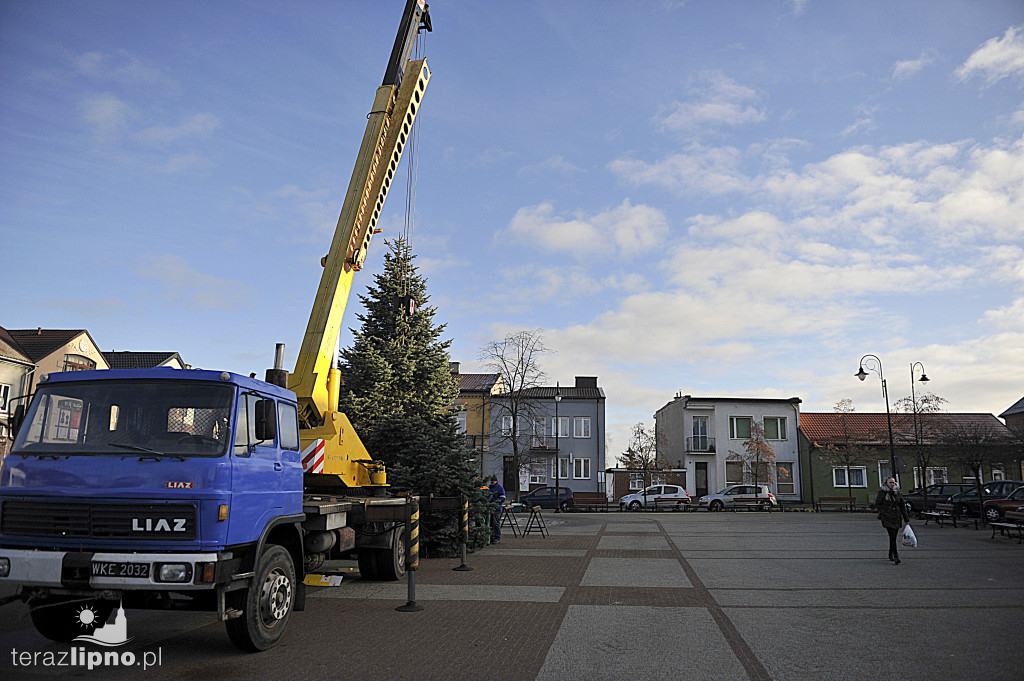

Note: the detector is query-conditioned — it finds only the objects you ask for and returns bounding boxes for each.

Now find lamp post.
[910,362,930,485]
[855,354,899,486]
[554,383,562,513]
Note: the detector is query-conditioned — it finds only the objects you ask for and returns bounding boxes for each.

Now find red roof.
[800,412,1008,446]
[455,373,501,392]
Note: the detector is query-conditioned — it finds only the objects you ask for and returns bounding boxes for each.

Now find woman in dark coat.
[876,476,911,564]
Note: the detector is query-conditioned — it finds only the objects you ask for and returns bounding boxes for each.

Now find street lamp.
[554,383,562,513]
[910,362,929,486]
[856,354,899,487]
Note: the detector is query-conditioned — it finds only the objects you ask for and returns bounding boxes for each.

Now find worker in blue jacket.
[488,474,506,543]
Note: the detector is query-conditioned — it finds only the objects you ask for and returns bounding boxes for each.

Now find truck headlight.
[0,558,9,578]
[155,563,192,583]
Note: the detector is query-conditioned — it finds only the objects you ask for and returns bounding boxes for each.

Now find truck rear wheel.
[357,525,406,581]
[30,597,114,643]
[226,545,296,652]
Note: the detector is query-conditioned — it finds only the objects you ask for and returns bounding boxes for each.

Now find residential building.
[449,362,502,459]
[0,327,36,458]
[103,351,188,370]
[999,396,1024,479]
[5,329,110,393]
[654,395,803,502]
[488,376,606,496]
[800,411,1018,507]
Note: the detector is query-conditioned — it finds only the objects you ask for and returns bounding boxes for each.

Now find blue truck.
[0,0,432,652]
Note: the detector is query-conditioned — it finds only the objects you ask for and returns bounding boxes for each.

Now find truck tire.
[358,526,406,581]
[30,597,114,643]
[225,545,296,652]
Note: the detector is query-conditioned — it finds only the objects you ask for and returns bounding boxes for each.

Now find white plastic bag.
[902,524,918,548]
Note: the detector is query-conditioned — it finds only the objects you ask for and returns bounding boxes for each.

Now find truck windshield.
[12,380,234,458]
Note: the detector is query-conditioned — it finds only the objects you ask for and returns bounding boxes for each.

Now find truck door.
[229,392,286,545]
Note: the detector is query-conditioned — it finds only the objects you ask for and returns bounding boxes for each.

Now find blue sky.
[2,0,1023,455]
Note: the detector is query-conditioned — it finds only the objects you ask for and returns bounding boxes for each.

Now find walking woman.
[876,476,910,564]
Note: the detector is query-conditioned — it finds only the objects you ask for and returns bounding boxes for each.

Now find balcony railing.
[686,437,716,453]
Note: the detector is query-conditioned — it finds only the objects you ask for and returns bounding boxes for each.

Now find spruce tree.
[340,238,490,554]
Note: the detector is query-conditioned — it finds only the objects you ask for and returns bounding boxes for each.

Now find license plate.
[92,561,151,578]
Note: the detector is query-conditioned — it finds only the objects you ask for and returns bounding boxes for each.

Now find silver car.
[697,484,777,511]
[619,484,691,511]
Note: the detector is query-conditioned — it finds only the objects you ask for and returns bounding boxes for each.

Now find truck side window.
[234,394,251,456]
[278,402,299,451]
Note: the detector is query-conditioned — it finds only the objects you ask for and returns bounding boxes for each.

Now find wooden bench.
[922,502,978,529]
[814,496,855,511]
[572,492,610,512]
[989,509,1024,544]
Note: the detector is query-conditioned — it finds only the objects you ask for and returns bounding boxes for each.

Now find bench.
[922,502,978,529]
[989,509,1024,544]
[573,492,610,512]
[814,496,855,512]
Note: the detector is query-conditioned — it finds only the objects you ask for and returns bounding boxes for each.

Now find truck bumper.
[0,548,226,591]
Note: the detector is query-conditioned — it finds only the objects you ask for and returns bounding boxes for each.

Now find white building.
[654,395,803,502]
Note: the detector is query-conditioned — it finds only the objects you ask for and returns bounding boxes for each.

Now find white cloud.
[892,53,934,81]
[135,113,222,145]
[137,255,253,309]
[956,25,1024,85]
[73,50,165,85]
[504,199,668,258]
[656,72,766,133]
[609,144,749,194]
[518,154,584,176]
[79,93,136,142]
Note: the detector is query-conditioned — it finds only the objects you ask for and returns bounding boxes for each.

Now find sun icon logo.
[77,604,100,630]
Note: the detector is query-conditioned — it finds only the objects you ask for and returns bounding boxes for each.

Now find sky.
[2,0,1023,457]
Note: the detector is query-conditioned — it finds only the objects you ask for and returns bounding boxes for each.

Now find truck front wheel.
[226,545,296,652]
[30,597,114,643]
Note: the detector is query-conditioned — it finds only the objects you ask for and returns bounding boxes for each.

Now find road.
[1,510,1022,680]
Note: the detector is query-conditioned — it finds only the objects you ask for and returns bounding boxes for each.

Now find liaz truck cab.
[0,368,328,650]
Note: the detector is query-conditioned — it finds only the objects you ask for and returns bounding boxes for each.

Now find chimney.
[449,362,460,374]
[37,327,42,335]
[575,376,598,389]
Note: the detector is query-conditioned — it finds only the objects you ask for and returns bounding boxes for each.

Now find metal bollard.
[453,493,473,572]
[397,497,424,612]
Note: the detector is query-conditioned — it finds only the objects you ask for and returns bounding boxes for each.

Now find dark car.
[520,486,574,511]
[982,486,1024,522]
[903,483,974,514]
[948,480,1024,517]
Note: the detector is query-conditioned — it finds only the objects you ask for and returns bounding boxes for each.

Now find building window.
[0,383,10,412]
[574,457,590,479]
[551,416,569,438]
[726,461,743,486]
[629,472,644,490]
[552,457,570,480]
[913,467,947,487]
[776,462,794,494]
[456,411,467,434]
[529,461,546,485]
[992,466,1005,481]
[729,416,752,439]
[501,415,513,436]
[573,416,591,438]
[833,466,867,488]
[63,354,96,372]
[692,416,709,451]
[763,417,787,440]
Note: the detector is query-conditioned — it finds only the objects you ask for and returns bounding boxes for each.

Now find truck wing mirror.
[254,399,277,442]
[9,404,25,441]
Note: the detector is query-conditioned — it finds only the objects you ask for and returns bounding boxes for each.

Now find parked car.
[618,484,691,511]
[697,485,777,511]
[948,480,1024,517]
[902,483,974,514]
[520,486,574,511]
[982,486,1024,522]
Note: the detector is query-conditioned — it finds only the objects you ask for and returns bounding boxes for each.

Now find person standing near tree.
[876,476,910,564]
[488,474,506,543]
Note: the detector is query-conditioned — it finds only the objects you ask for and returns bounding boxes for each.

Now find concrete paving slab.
[536,606,748,681]
[314,583,565,602]
[483,548,588,557]
[597,534,672,551]
[711,587,1024,608]
[581,557,692,587]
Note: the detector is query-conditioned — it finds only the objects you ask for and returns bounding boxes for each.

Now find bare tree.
[729,421,776,503]
[891,392,947,513]
[938,419,1012,522]
[480,329,549,499]
[815,399,871,506]
[618,422,667,505]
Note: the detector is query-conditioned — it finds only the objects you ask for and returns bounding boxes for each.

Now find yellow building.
[450,362,502,455]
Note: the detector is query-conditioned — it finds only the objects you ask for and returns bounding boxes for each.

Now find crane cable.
[400,29,425,301]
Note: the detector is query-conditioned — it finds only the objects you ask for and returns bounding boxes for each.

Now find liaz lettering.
[132,518,188,532]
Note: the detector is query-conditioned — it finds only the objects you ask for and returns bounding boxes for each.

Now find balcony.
[528,435,559,451]
[686,437,716,453]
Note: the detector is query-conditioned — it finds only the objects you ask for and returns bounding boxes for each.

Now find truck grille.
[0,500,197,541]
